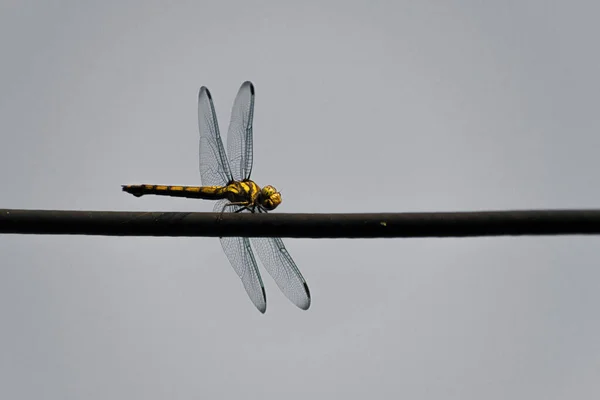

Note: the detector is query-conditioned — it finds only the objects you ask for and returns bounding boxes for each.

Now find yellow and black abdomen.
[122,184,227,200]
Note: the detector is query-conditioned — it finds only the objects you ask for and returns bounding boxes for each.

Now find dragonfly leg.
[217,201,251,224]
[224,201,251,211]
[216,202,253,238]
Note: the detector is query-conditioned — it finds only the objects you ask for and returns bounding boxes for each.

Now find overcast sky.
[1,0,599,398]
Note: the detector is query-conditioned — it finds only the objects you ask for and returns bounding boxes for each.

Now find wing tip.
[299,282,311,310]
[199,86,212,100]
[257,286,267,314]
[241,80,254,95]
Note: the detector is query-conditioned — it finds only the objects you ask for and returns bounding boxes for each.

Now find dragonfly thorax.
[224,180,282,211]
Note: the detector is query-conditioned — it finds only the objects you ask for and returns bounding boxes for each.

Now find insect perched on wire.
[123,81,310,313]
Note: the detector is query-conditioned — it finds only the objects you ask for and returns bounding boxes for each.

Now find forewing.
[250,236,311,310]
[214,199,267,313]
[198,86,234,186]
[226,81,255,181]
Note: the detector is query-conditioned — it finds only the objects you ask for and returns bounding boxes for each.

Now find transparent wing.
[250,236,311,310]
[198,86,234,187]
[214,199,267,313]
[226,81,255,181]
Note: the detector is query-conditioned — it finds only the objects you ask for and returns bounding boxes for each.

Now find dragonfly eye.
[260,185,282,210]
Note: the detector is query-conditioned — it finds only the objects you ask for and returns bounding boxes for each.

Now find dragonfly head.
[259,185,282,210]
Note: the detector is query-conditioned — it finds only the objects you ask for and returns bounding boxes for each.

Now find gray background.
[1,0,599,398]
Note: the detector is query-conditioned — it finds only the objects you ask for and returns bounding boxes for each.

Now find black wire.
[1,208,600,238]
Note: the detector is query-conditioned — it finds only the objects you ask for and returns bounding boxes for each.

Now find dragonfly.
[122,81,311,313]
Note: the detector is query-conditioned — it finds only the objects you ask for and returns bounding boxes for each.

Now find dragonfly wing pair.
[198,82,310,313]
